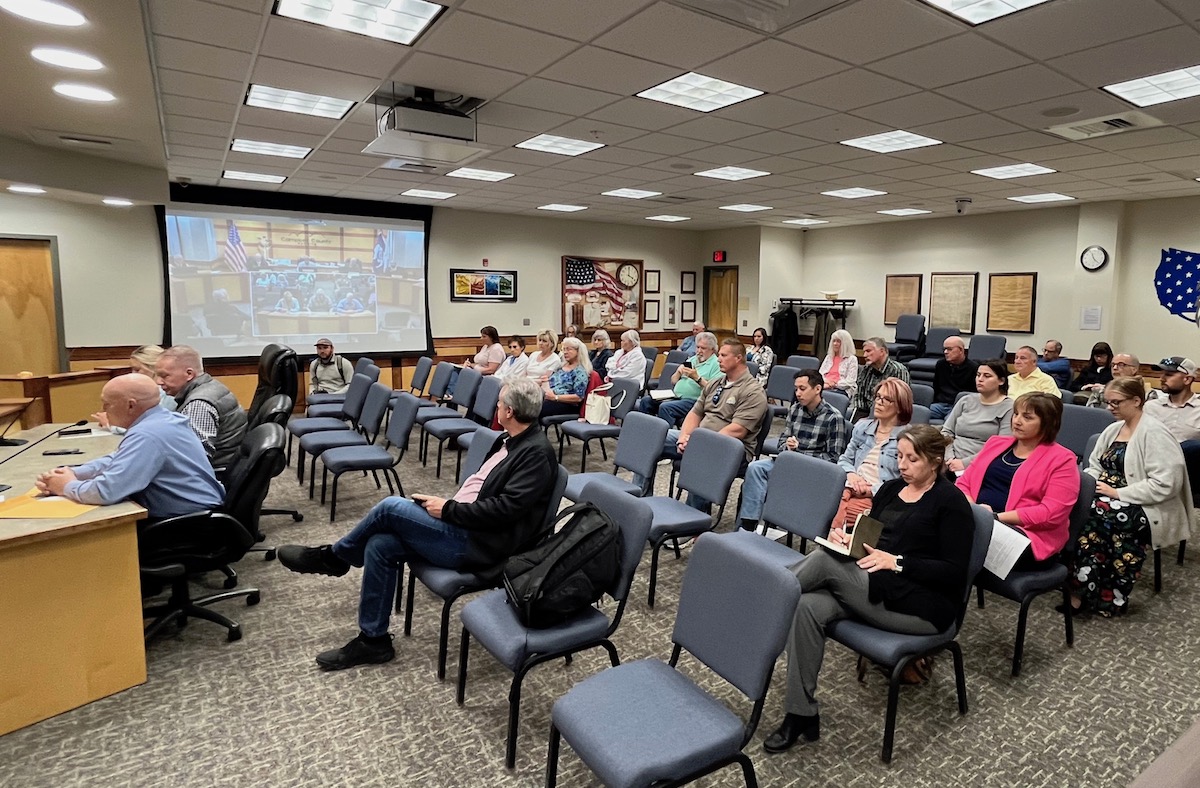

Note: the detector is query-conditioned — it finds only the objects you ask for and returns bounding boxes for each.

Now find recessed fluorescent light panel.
[822,187,887,199]
[537,204,588,212]
[516,134,604,156]
[52,82,113,102]
[445,167,514,182]
[878,208,932,216]
[637,72,764,113]
[971,163,1056,179]
[274,0,444,46]
[917,0,1055,24]
[102,198,133,207]
[1103,65,1200,108]
[0,0,86,26]
[694,166,770,181]
[31,47,102,70]
[223,170,287,184]
[646,215,690,222]
[602,188,662,199]
[719,204,772,212]
[783,218,828,225]
[245,84,353,119]
[840,130,941,153]
[1007,192,1074,203]
[231,139,312,159]
[401,189,455,200]
[7,184,46,194]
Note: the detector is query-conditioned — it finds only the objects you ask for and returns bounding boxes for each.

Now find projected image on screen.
[164,207,427,358]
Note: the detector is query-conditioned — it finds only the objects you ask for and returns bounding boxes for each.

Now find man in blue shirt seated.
[1038,339,1071,388]
[677,320,704,355]
[36,374,224,521]
[332,291,365,314]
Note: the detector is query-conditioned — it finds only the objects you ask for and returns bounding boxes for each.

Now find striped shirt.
[779,398,849,462]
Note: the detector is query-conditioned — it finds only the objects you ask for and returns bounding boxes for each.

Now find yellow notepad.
[0,489,99,519]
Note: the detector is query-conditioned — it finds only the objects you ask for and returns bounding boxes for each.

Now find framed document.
[987,273,1038,333]
[884,274,922,325]
[929,272,979,334]
[680,271,696,294]
[645,269,661,293]
[644,299,660,323]
[681,299,696,323]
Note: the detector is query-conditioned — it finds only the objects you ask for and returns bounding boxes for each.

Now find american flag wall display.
[562,256,642,332]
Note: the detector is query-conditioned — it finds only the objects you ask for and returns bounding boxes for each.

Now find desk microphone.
[0,420,88,467]
[0,399,35,447]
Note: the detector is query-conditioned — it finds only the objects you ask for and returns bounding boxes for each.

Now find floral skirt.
[1069,494,1151,617]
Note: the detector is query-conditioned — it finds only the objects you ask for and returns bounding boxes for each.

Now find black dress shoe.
[763,713,820,753]
[316,633,395,670]
[278,545,350,577]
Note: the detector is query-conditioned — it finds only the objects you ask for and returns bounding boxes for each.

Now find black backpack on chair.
[502,502,622,628]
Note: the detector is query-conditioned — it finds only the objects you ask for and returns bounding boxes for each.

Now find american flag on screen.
[223,220,248,273]
[565,257,625,320]
[373,229,388,267]
[1154,248,1200,323]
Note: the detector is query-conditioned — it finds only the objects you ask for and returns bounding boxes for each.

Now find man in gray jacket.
[156,344,247,469]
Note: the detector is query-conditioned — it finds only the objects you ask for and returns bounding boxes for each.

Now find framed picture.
[450,268,517,303]
[929,272,979,334]
[883,274,922,325]
[681,299,696,323]
[644,299,660,323]
[562,256,643,332]
[681,271,696,294]
[645,269,661,293]
[987,273,1038,333]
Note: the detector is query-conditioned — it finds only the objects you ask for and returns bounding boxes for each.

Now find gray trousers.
[785,550,938,716]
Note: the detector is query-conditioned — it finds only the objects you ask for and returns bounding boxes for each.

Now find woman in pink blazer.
[956,393,1080,570]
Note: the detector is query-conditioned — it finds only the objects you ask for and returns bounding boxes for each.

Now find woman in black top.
[1069,341,1114,400]
[764,425,973,753]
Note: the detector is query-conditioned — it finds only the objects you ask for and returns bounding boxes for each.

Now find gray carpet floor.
[1,423,1197,788]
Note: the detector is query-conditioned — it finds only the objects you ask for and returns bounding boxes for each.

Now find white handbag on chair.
[583,383,625,425]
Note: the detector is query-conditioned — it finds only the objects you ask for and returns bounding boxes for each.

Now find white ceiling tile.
[868,33,1030,90]
[497,78,622,115]
[1120,139,1200,162]
[167,130,227,149]
[419,11,579,74]
[1002,142,1106,160]
[935,64,1085,112]
[165,114,230,137]
[579,146,664,166]
[779,0,963,64]
[699,39,845,93]
[161,94,238,123]
[886,143,986,163]
[170,144,228,161]
[251,57,379,101]
[786,143,877,164]
[852,91,975,127]
[548,119,646,145]
[728,131,821,155]
[236,105,339,135]
[587,97,697,131]
[158,68,244,104]
[1159,0,1200,21]
[878,163,958,180]
[540,46,680,95]
[784,113,890,142]
[594,4,762,70]
[782,164,863,181]
[1040,152,1137,171]
[682,145,772,166]
[1143,98,1200,127]
[1048,26,1200,89]
[980,0,1179,61]
[910,113,1025,143]
[459,0,655,41]
[963,131,1068,153]
[714,95,833,129]
[666,116,765,143]
[475,124,532,146]
[1085,126,1199,151]
[476,102,574,133]
[992,90,1133,130]
[260,17,406,79]
[153,36,252,81]
[149,0,262,52]
[1067,163,1159,180]
[622,134,713,155]
[390,53,526,100]
[783,69,920,111]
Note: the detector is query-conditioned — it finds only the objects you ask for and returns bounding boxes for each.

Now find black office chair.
[247,345,303,525]
[221,423,290,579]
[248,394,293,430]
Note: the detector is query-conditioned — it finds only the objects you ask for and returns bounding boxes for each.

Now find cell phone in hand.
[681,360,693,369]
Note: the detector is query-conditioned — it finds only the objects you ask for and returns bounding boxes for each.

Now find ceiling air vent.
[1045,110,1163,141]
[381,159,440,174]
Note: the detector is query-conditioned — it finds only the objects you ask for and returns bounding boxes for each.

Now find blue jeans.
[657,398,695,427]
[929,402,953,420]
[738,457,775,523]
[332,497,469,637]
[632,429,712,512]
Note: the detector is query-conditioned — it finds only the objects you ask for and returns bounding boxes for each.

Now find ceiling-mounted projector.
[361,101,490,168]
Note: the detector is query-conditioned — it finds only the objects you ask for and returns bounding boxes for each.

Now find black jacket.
[441,423,557,569]
[932,358,978,405]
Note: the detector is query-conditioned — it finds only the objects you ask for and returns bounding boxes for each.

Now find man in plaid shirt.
[850,337,910,422]
[738,369,848,531]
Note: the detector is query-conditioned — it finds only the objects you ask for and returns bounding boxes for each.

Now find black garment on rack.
[812,310,837,360]
[769,303,798,358]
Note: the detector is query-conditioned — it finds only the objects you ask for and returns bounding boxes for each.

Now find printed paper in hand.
[983,522,1032,580]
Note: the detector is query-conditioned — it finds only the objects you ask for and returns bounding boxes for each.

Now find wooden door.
[0,239,61,374]
[705,266,738,336]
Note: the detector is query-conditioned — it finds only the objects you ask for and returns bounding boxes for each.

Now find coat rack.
[774,298,855,328]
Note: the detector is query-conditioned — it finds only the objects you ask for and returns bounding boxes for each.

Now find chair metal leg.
[735,753,758,788]
[600,639,620,667]
[218,564,237,589]
[403,571,416,633]
[648,541,662,607]
[598,439,607,462]
[371,469,382,489]
[435,441,444,478]
[506,662,533,768]
[297,447,306,483]
[950,641,968,715]
[882,659,906,763]
[976,585,985,608]
[437,597,453,680]
[393,562,406,613]
[456,627,470,705]
[579,439,588,473]
[1178,539,1187,565]
[329,473,341,522]
[455,446,464,484]
[309,456,318,499]
[1062,583,1075,647]
[545,724,562,788]
[1012,595,1033,677]
[320,466,328,504]
[1155,547,1163,593]
[557,430,566,464]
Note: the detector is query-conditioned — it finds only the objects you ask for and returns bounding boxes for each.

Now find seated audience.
[678,321,705,356]
[463,325,505,376]
[1008,346,1061,398]
[276,377,558,669]
[833,377,913,527]
[525,329,563,380]
[738,369,849,531]
[494,335,529,380]
[540,337,591,418]
[306,290,332,312]
[1144,357,1200,496]
[941,359,1013,472]
[956,393,1079,573]
[156,345,247,469]
[332,291,365,314]
[589,330,614,375]
[763,425,972,753]
[1069,341,1114,403]
[747,326,776,386]
[1071,377,1193,617]
[310,338,354,396]
[1038,340,1072,388]
[1084,352,1141,408]
[273,290,301,313]
[930,335,978,421]
[38,374,224,521]
[819,329,858,400]
[849,337,910,423]
[636,331,719,427]
[604,330,646,383]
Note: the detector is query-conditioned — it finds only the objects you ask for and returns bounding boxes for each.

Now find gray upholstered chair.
[786,354,819,369]
[298,381,392,498]
[317,394,421,521]
[764,364,800,419]
[557,376,642,472]
[967,334,1006,362]
[907,327,959,384]
[420,374,502,478]
[1058,403,1113,461]
[563,411,670,501]
[887,314,925,363]
[754,451,848,559]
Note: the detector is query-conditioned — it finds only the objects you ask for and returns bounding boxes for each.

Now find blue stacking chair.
[306,364,379,417]
[745,451,847,565]
[765,365,799,419]
[298,382,391,498]
[287,371,373,477]
[557,377,641,472]
[420,375,502,478]
[786,354,819,369]
[414,367,482,464]
[305,356,376,406]
[454,426,502,484]
[823,389,851,419]
[457,482,654,767]
[563,411,669,501]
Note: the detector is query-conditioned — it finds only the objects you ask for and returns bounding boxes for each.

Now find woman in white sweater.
[1070,377,1193,616]
[819,329,858,398]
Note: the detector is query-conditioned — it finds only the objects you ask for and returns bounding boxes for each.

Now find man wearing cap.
[1145,357,1200,499]
[311,339,354,396]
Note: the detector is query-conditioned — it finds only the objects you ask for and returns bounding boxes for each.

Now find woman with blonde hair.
[94,344,176,431]
[820,329,858,398]
[526,329,563,381]
[830,377,912,528]
[540,337,592,418]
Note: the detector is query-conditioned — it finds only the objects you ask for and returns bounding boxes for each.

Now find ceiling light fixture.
[1007,192,1074,203]
[1104,64,1200,107]
[783,218,828,225]
[274,0,444,46]
[223,170,287,184]
[822,187,887,199]
[0,0,86,26]
[245,84,354,119]
[7,184,46,194]
[537,204,588,212]
[445,167,514,182]
[231,139,312,159]
[877,208,932,216]
[971,163,1056,179]
[840,130,942,153]
[645,215,690,222]
[637,72,764,113]
[52,82,114,102]
[719,204,772,212]
[31,46,102,70]
[102,197,133,207]
[516,133,605,156]
[602,188,662,199]
[916,0,1055,25]
[694,166,770,181]
[401,188,456,199]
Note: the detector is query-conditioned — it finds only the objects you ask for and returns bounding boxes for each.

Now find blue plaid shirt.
[779,397,848,462]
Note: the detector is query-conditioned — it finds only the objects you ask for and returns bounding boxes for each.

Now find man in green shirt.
[652,331,720,427]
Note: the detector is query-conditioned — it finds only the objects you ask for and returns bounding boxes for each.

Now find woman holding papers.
[956,393,1079,573]
[941,359,1013,472]
[1070,377,1191,617]
[830,377,912,529]
[764,425,972,753]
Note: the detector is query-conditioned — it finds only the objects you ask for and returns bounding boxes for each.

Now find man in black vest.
[156,345,247,469]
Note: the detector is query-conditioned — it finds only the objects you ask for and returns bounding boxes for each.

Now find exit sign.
[712,250,726,263]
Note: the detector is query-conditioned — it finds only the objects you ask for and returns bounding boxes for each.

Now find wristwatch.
[894,555,904,573]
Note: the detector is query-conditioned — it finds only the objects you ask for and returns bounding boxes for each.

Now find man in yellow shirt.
[1008,345,1062,398]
